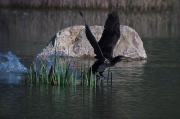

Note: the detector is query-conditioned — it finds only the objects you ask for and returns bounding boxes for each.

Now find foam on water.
[0,52,28,73]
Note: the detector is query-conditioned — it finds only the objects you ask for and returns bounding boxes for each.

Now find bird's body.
[79,10,127,77]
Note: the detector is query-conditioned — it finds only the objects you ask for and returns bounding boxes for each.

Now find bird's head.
[111,55,131,65]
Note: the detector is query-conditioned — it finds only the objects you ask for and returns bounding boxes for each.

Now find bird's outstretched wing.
[98,12,120,60]
[79,10,105,61]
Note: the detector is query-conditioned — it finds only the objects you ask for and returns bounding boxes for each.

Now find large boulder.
[37,25,147,60]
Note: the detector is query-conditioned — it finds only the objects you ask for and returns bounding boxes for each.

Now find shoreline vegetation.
[0,0,179,11]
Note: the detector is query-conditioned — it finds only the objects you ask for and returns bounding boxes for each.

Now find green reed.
[26,57,103,86]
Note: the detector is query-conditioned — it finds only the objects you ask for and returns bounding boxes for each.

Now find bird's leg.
[99,72,104,76]
[96,72,104,85]
[95,74,101,85]
[97,77,102,85]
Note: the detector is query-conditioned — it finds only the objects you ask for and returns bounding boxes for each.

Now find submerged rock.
[37,25,147,60]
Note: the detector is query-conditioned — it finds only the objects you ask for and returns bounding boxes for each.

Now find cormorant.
[79,10,128,77]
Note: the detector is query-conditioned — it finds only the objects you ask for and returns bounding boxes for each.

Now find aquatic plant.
[25,57,111,86]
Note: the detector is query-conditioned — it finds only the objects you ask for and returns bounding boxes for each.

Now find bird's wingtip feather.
[79,10,83,17]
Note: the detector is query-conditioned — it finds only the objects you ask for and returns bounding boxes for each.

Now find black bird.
[79,10,127,77]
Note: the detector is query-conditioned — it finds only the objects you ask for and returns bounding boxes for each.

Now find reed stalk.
[111,72,112,85]
[26,56,111,86]
[29,66,33,84]
[94,73,96,87]
[75,71,77,86]
[80,61,83,85]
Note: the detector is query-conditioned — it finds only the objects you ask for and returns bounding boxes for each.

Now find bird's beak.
[121,57,126,60]
[121,56,131,61]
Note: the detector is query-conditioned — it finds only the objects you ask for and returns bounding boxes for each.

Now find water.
[0,8,180,119]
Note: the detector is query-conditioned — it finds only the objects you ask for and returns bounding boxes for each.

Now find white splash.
[0,52,28,73]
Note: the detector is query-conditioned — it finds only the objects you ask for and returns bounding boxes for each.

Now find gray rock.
[37,25,147,60]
